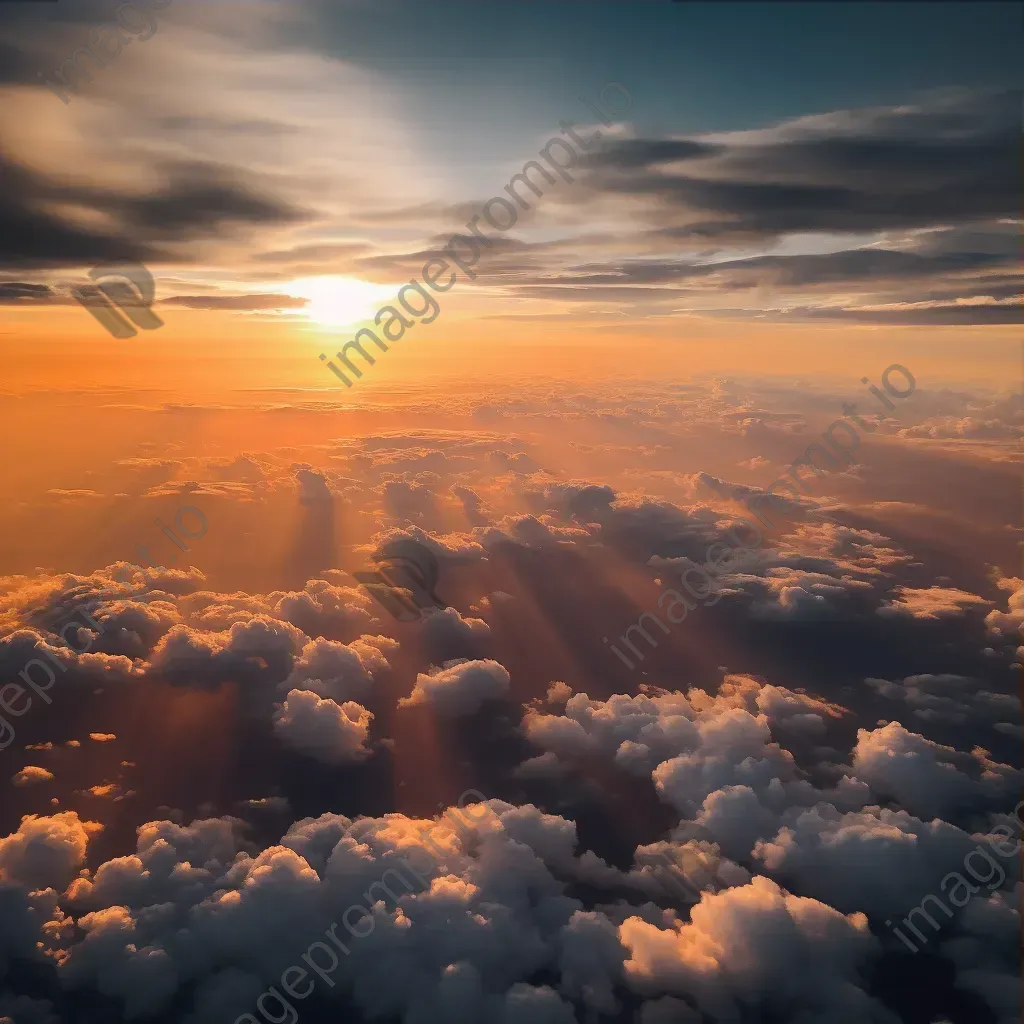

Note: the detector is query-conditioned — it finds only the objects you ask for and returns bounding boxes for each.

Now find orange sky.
[4,303,1019,398]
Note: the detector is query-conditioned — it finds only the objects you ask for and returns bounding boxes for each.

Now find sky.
[0,4,1021,1024]
[0,0,1021,393]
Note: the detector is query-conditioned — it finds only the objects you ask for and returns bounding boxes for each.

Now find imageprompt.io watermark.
[71,262,164,339]
[38,0,174,105]
[353,538,445,622]
[318,80,633,388]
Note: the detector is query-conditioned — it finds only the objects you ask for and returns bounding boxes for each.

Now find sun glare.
[293,276,392,329]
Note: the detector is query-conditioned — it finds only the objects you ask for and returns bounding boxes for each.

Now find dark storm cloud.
[0,157,159,270]
[479,92,1023,324]
[336,91,1020,326]
[910,221,1022,258]
[0,155,308,270]
[105,161,308,239]
[799,303,1023,325]
[0,282,57,304]
[0,41,35,84]
[585,90,1019,240]
[509,252,1023,323]
[526,248,1018,289]
[155,115,301,136]
[908,276,1023,305]
[515,284,681,304]
[580,138,720,170]
[163,294,309,311]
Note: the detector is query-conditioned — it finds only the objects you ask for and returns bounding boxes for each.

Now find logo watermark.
[38,0,173,105]
[353,538,445,622]
[71,262,164,339]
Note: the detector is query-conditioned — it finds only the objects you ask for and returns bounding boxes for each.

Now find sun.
[292,276,392,329]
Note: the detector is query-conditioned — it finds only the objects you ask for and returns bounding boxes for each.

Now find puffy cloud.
[941,889,1022,1024]
[0,755,1003,1024]
[877,585,991,620]
[692,785,785,861]
[691,776,872,864]
[513,752,569,780]
[522,678,849,816]
[772,521,911,574]
[52,800,600,1022]
[294,467,333,506]
[852,722,1022,821]
[281,637,390,703]
[0,628,139,694]
[400,659,511,716]
[641,513,892,621]
[652,707,797,816]
[0,812,102,890]
[477,514,592,550]
[522,710,599,760]
[737,566,874,619]
[618,876,891,1021]
[0,994,59,1024]
[985,575,1024,641]
[79,784,124,801]
[269,581,377,640]
[577,837,751,910]
[0,886,54,979]
[546,681,573,705]
[752,802,1011,920]
[11,766,53,788]
[146,615,308,688]
[368,526,487,564]
[865,673,1021,733]
[66,816,251,912]
[523,690,700,769]
[272,690,374,764]
[143,625,235,685]
[452,484,490,527]
[106,565,208,599]
[379,479,445,530]
[77,599,183,657]
[137,579,377,645]
[278,813,354,874]
[896,415,1023,440]
[58,904,181,1017]
[497,983,577,1024]
[420,607,491,649]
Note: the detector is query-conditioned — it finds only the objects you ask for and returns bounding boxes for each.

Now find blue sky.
[290,2,1022,134]
[252,0,1024,202]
